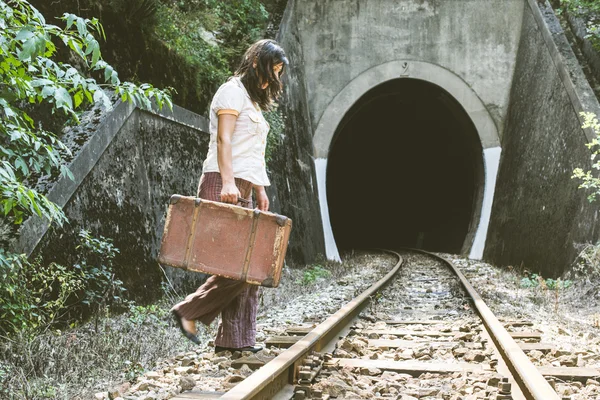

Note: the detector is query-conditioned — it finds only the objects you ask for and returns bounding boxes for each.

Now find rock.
[225,374,245,383]
[571,381,583,389]
[340,339,354,352]
[453,347,468,357]
[413,347,431,358]
[552,349,571,357]
[454,333,473,341]
[587,379,600,386]
[335,348,351,358]
[420,387,440,396]
[528,350,544,361]
[359,367,381,376]
[395,352,412,361]
[558,354,578,367]
[238,364,253,377]
[211,357,229,364]
[464,350,486,362]
[174,366,193,375]
[368,332,380,339]
[325,377,353,397]
[218,361,229,369]
[107,388,121,400]
[115,382,131,395]
[180,357,193,366]
[179,376,196,391]
[94,393,106,400]
[135,381,150,391]
[486,375,502,387]
[558,327,572,336]
[146,371,161,380]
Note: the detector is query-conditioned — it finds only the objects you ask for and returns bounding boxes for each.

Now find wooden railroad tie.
[328,358,487,374]
[266,335,303,348]
[231,354,276,370]
[368,339,554,353]
[327,359,600,383]
[171,391,227,399]
[361,329,542,340]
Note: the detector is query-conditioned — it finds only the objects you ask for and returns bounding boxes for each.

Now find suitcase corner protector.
[169,194,183,205]
[261,277,277,287]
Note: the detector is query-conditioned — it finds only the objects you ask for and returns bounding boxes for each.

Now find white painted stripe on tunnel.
[469,146,502,260]
[315,158,342,262]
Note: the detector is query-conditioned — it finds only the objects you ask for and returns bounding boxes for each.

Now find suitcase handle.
[216,195,250,205]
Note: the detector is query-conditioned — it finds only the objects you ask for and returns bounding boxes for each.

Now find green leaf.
[41,85,55,98]
[15,158,29,176]
[76,18,87,36]
[31,78,54,87]
[18,37,36,61]
[54,88,73,110]
[74,91,83,108]
[91,44,100,67]
[65,14,76,30]
[15,28,34,42]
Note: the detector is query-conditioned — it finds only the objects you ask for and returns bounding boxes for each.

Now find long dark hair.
[235,39,289,111]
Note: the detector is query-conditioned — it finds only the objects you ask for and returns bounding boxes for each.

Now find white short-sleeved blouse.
[202,77,270,186]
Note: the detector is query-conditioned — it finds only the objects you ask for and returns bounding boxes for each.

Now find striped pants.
[171,172,259,348]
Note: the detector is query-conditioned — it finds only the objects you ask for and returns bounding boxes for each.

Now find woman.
[171,39,288,353]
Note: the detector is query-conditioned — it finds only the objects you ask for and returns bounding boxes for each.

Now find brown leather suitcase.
[158,195,292,287]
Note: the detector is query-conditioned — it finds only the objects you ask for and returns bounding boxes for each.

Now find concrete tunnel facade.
[273,0,600,276]
[313,61,501,260]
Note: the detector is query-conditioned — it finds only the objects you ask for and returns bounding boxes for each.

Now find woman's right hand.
[220,181,241,204]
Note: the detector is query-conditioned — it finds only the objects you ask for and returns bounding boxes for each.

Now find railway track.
[171,250,600,400]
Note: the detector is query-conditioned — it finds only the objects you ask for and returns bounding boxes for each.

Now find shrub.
[520,273,573,290]
[0,230,127,338]
[301,264,332,285]
[572,112,600,202]
[0,0,171,229]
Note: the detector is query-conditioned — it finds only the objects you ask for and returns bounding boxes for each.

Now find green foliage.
[127,303,168,326]
[520,273,573,290]
[558,0,600,14]
[0,230,127,338]
[73,230,128,316]
[154,0,269,110]
[264,106,285,164]
[0,0,171,228]
[301,264,332,285]
[122,359,145,381]
[573,242,600,277]
[556,0,600,50]
[572,112,600,202]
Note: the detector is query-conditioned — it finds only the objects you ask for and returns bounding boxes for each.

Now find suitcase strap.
[182,201,203,269]
[240,209,261,281]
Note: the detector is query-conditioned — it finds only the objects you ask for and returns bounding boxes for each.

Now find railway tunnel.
[326,78,484,254]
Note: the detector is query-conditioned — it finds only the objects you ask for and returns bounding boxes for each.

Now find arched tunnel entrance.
[326,78,484,254]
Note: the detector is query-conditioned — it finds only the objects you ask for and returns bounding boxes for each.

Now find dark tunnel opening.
[326,78,484,254]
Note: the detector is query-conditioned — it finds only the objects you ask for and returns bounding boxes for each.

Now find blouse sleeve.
[212,83,245,117]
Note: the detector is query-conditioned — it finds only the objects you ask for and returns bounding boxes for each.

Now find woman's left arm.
[253,185,269,211]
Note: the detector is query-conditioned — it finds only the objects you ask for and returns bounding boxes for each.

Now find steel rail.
[218,250,403,400]
[406,248,560,400]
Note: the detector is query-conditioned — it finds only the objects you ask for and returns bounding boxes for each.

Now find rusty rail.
[409,249,560,400]
[218,250,403,399]
[175,249,560,399]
